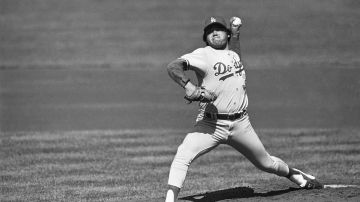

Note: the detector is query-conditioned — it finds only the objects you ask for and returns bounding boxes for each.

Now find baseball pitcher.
[165,16,323,202]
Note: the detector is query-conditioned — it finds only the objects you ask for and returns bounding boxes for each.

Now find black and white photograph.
[1,0,359,201]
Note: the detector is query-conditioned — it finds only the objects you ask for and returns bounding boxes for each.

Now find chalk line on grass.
[324,184,360,188]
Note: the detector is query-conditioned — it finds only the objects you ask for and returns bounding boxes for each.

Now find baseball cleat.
[288,168,324,189]
[303,178,324,189]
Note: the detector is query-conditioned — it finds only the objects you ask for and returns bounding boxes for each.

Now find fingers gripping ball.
[184,86,217,103]
[230,17,242,36]
[230,17,242,27]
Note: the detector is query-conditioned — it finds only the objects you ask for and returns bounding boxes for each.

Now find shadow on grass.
[180,186,300,202]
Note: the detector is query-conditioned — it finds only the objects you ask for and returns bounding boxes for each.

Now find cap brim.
[204,22,228,31]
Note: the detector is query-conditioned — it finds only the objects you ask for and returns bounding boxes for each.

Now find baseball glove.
[184,86,217,103]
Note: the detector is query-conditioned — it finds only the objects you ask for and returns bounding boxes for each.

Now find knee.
[172,134,199,165]
[254,159,276,173]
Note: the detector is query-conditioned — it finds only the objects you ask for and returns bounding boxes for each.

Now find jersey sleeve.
[180,48,208,73]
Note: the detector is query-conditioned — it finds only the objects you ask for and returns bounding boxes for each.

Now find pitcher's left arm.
[167,58,217,103]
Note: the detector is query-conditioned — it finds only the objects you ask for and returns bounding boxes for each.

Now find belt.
[204,110,247,121]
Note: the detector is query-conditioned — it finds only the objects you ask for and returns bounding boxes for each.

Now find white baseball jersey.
[181,46,248,114]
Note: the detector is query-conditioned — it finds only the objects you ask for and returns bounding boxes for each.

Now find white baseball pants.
[167,114,289,188]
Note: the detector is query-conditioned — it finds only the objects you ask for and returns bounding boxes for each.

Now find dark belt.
[204,110,247,121]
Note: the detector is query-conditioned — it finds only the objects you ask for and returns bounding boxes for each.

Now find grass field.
[1,0,360,201]
[1,128,360,201]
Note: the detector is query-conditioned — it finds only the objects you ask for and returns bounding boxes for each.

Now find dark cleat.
[303,179,324,189]
[288,168,324,189]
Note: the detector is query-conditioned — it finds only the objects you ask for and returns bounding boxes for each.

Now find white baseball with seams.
[232,17,242,26]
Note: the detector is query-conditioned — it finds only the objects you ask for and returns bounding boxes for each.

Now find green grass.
[1,128,359,201]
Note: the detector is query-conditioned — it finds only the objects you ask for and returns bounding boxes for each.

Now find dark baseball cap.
[203,16,228,31]
[202,16,231,42]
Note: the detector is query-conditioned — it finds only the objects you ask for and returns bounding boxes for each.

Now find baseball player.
[165,16,323,202]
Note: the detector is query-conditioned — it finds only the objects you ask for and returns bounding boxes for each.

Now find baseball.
[232,17,242,26]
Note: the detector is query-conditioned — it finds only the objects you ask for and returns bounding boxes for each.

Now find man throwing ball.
[165,16,323,202]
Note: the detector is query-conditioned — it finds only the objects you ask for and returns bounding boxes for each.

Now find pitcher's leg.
[166,132,219,200]
[227,116,289,176]
[228,116,323,189]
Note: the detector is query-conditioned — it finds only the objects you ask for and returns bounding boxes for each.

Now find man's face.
[205,24,229,50]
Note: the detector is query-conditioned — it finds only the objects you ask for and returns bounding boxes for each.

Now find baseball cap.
[203,16,228,31]
[202,16,231,42]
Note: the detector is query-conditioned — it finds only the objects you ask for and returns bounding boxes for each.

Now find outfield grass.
[1,128,359,201]
[1,0,359,69]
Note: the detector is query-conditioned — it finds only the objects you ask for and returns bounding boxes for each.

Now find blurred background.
[1,0,359,131]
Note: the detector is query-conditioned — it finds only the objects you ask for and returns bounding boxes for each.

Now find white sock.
[165,189,175,202]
